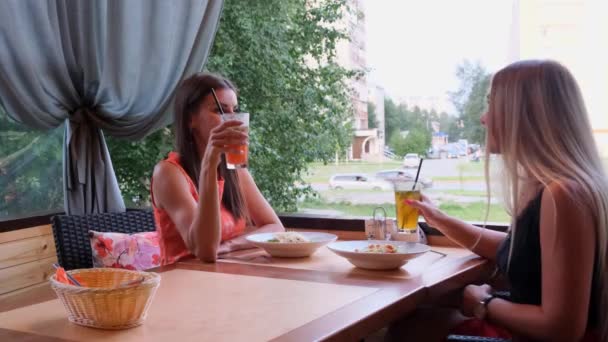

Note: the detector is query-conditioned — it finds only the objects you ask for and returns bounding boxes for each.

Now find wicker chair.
[51,210,157,270]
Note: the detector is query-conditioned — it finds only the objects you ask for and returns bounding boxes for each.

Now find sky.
[363,0,515,114]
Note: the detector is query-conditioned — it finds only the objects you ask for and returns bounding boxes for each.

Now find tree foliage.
[0,108,63,217]
[202,0,355,211]
[367,102,377,129]
[388,130,431,157]
[383,98,441,155]
[106,128,173,207]
[449,60,491,145]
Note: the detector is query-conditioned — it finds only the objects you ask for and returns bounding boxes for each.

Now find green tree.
[106,128,173,207]
[0,108,63,217]
[367,102,377,129]
[384,97,401,139]
[384,98,434,154]
[204,0,354,211]
[449,60,491,144]
[437,111,458,140]
[388,130,431,157]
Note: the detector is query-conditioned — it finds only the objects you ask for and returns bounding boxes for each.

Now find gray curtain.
[0,0,223,214]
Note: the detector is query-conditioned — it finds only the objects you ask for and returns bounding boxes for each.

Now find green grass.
[438,189,489,197]
[456,161,485,174]
[432,176,485,182]
[299,198,510,223]
[303,160,403,183]
[438,201,510,222]
[300,198,397,217]
[304,160,486,183]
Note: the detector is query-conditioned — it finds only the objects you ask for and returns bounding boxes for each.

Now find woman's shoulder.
[152,153,197,209]
[541,180,595,227]
[153,152,181,176]
[543,180,587,205]
[153,153,191,191]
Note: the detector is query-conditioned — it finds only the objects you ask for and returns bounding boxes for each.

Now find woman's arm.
[408,194,507,260]
[152,161,220,261]
[153,120,248,262]
[218,169,284,254]
[464,183,596,341]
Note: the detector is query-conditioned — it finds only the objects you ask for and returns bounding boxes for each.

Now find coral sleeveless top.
[151,152,246,265]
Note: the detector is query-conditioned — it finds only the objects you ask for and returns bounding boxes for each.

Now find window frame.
[0,210,510,236]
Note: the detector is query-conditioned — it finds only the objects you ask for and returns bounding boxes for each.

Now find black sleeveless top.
[496,190,599,329]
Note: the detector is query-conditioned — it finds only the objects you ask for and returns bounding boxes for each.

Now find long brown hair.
[173,73,246,221]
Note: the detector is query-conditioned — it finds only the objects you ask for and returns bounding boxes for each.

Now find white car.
[329,173,392,191]
[374,170,433,188]
[403,153,421,168]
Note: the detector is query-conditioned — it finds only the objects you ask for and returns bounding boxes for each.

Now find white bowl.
[246,232,338,258]
[327,240,430,270]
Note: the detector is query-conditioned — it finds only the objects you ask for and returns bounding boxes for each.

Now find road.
[310,180,486,192]
[307,158,495,205]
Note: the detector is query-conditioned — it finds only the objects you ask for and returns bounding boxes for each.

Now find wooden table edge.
[0,249,491,342]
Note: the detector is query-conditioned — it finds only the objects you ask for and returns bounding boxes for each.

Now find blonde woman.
[400,60,607,341]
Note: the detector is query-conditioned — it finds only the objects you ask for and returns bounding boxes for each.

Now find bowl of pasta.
[246,231,337,258]
[327,240,430,270]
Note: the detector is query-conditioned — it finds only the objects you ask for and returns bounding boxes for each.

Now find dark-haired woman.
[151,73,284,264]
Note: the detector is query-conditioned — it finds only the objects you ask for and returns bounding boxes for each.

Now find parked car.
[457,147,467,157]
[328,173,392,191]
[375,170,433,189]
[444,145,460,159]
[403,153,421,168]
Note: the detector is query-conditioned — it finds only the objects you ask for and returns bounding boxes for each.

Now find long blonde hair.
[486,60,608,338]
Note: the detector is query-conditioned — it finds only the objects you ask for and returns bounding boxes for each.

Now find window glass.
[0,108,63,219]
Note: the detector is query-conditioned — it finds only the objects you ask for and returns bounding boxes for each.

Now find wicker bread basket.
[50,268,161,329]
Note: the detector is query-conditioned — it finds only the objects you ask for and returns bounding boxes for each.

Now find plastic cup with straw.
[211,88,250,169]
[394,158,424,233]
[211,88,225,116]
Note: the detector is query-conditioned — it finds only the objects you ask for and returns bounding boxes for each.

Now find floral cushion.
[89,230,161,270]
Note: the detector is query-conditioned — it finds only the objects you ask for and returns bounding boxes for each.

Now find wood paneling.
[0,234,56,269]
[0,225,57,295]
[0,225,52,244]
[0,257,56,295]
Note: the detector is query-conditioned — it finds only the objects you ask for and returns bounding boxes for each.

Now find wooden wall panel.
[0,235,56,269]
[0,225,52,244]
[0,257,56,295]
[0,225,57,296]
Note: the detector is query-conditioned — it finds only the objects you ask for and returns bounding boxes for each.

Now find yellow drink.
[394,186,421,233]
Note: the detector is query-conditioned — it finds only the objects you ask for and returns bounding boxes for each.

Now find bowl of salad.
[246,231,337,258]
[327,240,430,270]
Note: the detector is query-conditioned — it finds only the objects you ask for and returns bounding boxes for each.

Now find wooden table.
[0,243,492,341]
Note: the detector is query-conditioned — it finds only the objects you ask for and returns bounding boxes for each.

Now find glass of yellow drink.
[394,181,422,234]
